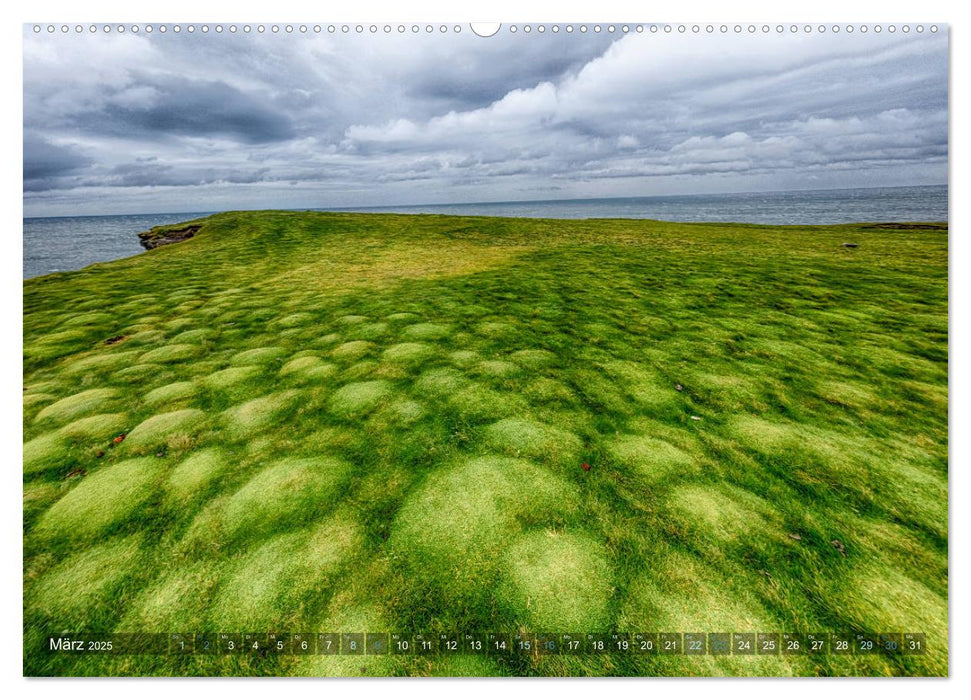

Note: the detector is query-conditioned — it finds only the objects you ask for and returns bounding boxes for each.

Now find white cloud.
[22,27,947,216]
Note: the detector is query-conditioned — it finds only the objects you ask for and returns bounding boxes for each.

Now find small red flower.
[582,462,591,472]
[113,434,126,444]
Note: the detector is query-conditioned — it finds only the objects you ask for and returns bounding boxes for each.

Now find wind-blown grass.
[23,211,947,677]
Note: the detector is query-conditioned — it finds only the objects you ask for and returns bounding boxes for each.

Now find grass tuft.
[166,448,229,502]
[329,381,392,417]
[481,417,582,465]
[35,458,161,538]
[221,457,352,540]
[125,409,206,449]
[499,530,614,631]
[144,381,198,406]
[34,388,119,424]
[400,322,451,341]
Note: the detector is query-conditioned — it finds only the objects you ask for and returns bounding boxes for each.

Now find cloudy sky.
[23,26,947,216]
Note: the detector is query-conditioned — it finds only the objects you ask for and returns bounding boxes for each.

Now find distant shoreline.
[23,185,948,280]
[23,183,947,221]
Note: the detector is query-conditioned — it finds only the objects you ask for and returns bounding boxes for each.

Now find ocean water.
[339,185,948,224]
[23,185,946,279]
[23,212,215,280]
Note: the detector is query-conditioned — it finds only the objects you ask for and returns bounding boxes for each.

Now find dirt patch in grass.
[138,224,201,249]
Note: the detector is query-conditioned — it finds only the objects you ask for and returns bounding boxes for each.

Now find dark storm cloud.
[23,133,91,182]
[22,27,948,216]
[104,162,273,188]
[73,74,295,144]
[406,34,613,109]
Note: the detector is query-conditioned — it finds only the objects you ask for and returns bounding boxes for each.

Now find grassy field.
[22,211,948,676]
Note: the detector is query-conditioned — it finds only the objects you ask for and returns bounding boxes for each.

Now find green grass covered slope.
[23,211,948,676]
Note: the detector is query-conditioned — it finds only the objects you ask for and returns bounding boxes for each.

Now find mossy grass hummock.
[23,211,947,676]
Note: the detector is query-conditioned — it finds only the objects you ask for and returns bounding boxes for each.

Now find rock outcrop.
[137,224,202,250]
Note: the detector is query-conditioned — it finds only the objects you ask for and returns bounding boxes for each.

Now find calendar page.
[22,18,948,679]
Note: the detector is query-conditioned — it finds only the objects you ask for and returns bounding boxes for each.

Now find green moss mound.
[139,344,200,363]
[221,457,352,539]
[209,516,362,629]
[607,434,699,482]
[144,381,198,406]
[279,356,328,376]
[63,351,139,375]
[119,561,219,631]
[332,340,373,360]
[23,392,57,410]
[329,380,392,417]
[125,409,206,448]
[23,432,73,474]
[58,413,128,442]
[481,417,582,464]
[414,367,468,396]
[29,536,145,627]
[499,530,614,631]
[474,360,521,378]
[167,448,229,501]
[34,388,119,424]
[35,459,161,538]
[351,322,389,339]
[230,347,287,366]
[448,350,481,368]
[400,322,450,341]
[382,342,433,363]
[169,328,211,343]
[221,391,300,439]
[509,349,557,369]
[203,366,260,389]
[389,456,580,603]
